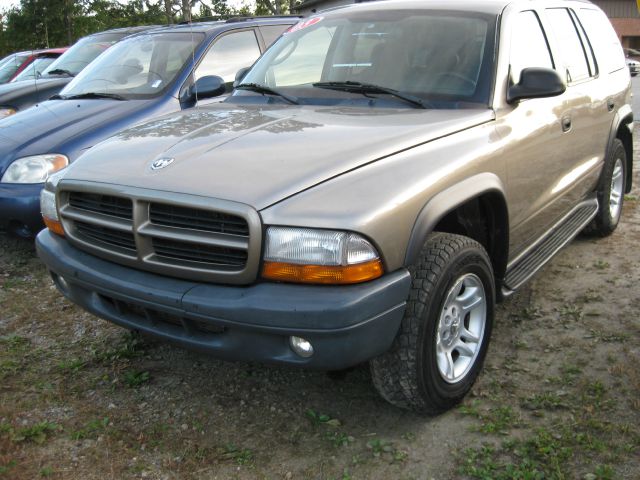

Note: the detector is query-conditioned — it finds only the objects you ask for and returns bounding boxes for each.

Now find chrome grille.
[58,183,261,284]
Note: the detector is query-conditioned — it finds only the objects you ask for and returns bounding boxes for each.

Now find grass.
[458,369,639,479]
[1,421,60,445]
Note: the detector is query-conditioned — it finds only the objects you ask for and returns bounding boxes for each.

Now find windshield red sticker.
[286,17,323,34]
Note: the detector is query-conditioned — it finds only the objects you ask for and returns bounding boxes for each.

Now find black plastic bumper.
[36,230,412,369]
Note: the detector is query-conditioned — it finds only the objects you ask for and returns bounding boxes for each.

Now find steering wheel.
[433,72,476,91]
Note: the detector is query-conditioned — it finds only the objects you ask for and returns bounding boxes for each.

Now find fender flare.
[404,173,508,267]
[606,103,633,192]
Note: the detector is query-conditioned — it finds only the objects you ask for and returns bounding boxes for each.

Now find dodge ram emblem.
[150,157,174,170]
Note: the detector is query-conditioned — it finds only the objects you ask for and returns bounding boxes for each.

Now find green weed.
[222,444,253,466]
[71,417,109,440]
[122,370,150,388]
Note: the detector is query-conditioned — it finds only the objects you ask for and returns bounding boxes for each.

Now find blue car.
[0,26,157,120]
[0,16,297,237]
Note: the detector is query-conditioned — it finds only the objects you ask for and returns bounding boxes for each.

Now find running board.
[502,198,598,294]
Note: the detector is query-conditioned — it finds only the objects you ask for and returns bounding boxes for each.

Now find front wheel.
[370,233,495,414]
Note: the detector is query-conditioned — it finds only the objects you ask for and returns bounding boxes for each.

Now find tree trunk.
[182,0,191,22]
[165,0,174,23]
[64,0,72,45]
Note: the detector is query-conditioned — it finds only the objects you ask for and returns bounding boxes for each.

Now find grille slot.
[75,221,136,253]
[153,238,247,268]
[99,295,226,336]
[68,192,132,220]
[150,203,249,236]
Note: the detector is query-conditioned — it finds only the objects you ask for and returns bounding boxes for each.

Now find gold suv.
[37,0,633,413]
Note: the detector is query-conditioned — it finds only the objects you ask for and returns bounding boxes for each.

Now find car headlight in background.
[1,154,68,183]
[0,107,17,119]
[262,227,383,284]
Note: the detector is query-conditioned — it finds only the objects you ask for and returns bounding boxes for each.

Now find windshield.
[11,56,57,82]
[41,32,125,77]
[0,53,29,82]
[239,10,496,108]
[60,32,204,100]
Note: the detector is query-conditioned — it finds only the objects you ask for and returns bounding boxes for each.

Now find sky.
[0,0,17,12]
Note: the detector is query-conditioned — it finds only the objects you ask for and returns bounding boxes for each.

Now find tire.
[370,232,495,414]
[584,138,626,237]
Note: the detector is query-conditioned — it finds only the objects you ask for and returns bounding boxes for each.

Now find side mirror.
[233,67,251,88]
[191,75,226,100]
[507,67,566,104]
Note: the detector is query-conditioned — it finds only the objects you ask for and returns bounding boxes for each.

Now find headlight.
[40,189,58,222]
[1,154,68,183]
[262,227,383,284]
[0,107,17,119]
[40,170,66,236]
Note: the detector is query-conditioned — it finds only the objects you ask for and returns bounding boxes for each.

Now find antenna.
[189,4,198,108]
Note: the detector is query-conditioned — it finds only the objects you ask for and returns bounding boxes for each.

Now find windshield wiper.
[58,92,127,101]
[45,68,74,77]
[312,81,430,109]
[235,83,299,105]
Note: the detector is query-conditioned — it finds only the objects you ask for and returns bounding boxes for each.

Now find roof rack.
[225,15,302,23]
[178,14,301,25]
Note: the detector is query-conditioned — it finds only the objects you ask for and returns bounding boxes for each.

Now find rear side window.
[545,8,593,83]
[260,25,290,48]
[510,11,554,84]
[577,8,625,74]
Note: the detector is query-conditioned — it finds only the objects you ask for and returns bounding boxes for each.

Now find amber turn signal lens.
[43,217,65,237]
[262,259,383,285]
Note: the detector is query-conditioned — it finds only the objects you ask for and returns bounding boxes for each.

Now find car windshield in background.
[239,10,497,108]
[11,56,57,82]
[59,32,204,100]
[41,32,125,78]
[0,53,29,82]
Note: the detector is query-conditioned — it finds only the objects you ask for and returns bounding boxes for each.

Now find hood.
[0,98,156,164]
[64,103,495,210]
[0,77,69,104]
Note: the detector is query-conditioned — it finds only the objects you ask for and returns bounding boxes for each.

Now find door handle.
[561,115,572,132]
[607,99,615,112]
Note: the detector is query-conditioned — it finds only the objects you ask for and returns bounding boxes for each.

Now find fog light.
[289,336,314,358]
[51,272,69,294]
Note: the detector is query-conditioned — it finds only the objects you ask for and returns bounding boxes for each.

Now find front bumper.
[0,182,44,237]
[36,230,412,369]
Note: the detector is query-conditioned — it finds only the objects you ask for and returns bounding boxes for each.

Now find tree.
[255,0,301,15]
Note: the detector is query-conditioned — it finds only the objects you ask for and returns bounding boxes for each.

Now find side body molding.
[404,173,508,266]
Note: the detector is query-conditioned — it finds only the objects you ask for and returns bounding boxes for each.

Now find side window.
[570,10,598,76]
[545,8,592,83]
[260,25,290,48]
[577,8,626,74]
[510,11,554,84]
[195,30,261,83]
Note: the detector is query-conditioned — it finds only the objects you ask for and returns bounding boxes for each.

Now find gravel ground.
[0,131,639,480]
